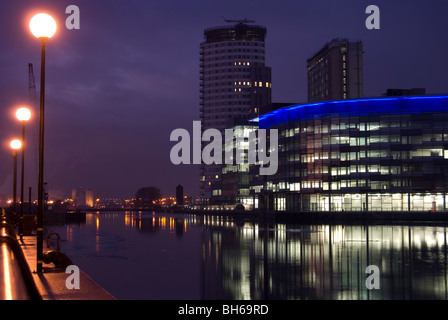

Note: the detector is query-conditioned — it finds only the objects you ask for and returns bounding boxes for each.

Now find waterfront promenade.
[19,234,116,300]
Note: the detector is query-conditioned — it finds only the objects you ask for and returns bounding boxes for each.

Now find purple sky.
[0,0,447,200]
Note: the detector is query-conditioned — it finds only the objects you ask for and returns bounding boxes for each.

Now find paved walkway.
[19,235,116,300]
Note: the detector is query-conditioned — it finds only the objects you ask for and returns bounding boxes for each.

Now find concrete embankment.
[19,235,116,300]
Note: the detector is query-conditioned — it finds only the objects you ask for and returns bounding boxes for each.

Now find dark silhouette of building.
[176,185,184,206]
[385,88,426,96]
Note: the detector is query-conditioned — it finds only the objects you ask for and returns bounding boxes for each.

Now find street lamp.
[10,140,22,224]
[30,12,56,273]
[16,107,31,240]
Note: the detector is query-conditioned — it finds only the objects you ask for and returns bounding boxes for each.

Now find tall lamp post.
[10,140,22,223]
[30,13,57,273]
[16,107,31,241]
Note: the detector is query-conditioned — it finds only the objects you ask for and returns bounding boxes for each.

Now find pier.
[1,212,115,300]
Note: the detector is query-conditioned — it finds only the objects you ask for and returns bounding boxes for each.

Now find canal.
[46,211,448,300]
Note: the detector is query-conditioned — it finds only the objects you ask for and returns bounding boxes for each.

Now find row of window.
[265,179,425,192]
[204,48,265,55]
[281,164,442,177]
[202,55,265,62]
[280,137,446,151]
[203,68,255,75]
[203,75,255,81]
[203,93,251,100]
[282,148,447,163]
[281,125,448,136]
[202,110,250,120]
[203,101,252,107]
[203,41,265,49]
[203,107,251,116]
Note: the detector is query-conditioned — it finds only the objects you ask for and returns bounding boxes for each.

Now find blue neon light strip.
[257,95,448,129]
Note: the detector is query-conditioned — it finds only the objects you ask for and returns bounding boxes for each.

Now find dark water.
[46,212,448,300]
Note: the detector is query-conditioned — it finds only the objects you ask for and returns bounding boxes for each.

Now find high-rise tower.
[199,20,272,202]
[307,39,363,102]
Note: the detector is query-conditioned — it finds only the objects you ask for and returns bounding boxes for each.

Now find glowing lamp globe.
[29,13,57,39]
[10,140,22,150]
[16,107,31,121]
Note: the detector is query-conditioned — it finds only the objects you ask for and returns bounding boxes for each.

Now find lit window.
[259,82,262,87]
[247,62,250,66]
[266,82,269,88]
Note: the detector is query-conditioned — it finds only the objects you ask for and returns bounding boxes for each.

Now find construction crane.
[28,63,37,109]
[223,18,255,24]
[28,63,39,191]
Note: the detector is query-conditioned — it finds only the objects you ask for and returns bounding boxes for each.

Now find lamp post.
[16,107,31,240]
[10,140,22,223]
[30,13,57,273]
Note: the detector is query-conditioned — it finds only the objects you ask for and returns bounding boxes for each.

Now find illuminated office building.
[199,21,272,202]
[307,39,363,102]
[253,95,448,212]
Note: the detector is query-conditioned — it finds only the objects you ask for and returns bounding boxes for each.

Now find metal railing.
[0,211,41,300]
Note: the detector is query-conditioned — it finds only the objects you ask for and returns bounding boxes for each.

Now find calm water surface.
[46,212,448,300]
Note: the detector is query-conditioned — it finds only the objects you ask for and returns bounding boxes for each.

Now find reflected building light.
[413,234,422,250]
[437,231,446,247]
[96,233,100,253]
[66,225,73,242]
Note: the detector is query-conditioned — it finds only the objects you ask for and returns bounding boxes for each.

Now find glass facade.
[253,95,448,212]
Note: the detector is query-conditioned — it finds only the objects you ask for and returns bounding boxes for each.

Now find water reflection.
[200,221,448,300]
[61,212,448,300]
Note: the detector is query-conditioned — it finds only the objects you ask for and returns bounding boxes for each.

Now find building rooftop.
[254,95,448,128]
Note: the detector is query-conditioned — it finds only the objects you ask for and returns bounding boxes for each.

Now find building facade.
[200,21,272,202]
[307,39,363,102]
[253,95,448,212]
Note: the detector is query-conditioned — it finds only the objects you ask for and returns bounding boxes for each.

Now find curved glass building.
[253,95,448,212]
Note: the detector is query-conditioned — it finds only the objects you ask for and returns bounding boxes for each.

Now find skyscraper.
[307,38,363,102]
[199,20,272,202]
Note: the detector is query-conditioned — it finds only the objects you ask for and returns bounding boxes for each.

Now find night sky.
[0,0,447,200]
